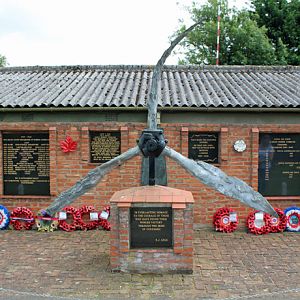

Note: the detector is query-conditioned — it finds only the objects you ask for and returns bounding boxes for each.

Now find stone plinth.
[110,185,194,274]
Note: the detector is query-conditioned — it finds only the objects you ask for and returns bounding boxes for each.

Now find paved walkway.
[0,228,300,300]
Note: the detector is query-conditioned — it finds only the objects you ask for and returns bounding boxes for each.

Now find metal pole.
[216,3,221,65]
[149,156,155,185]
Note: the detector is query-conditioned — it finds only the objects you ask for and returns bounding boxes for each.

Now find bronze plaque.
[130,207,173,248]
[259,133,300,196]
[90,131,121,163]
[2,133,50,195]
[188,132,219,163]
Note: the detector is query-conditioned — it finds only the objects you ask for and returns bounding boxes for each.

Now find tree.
[0,54,7,67]
[251,0,300,65]
[175,0,277,65]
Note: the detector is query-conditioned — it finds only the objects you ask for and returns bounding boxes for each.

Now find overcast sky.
[0,0,249,67]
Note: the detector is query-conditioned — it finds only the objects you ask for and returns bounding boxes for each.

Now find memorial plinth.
[110,185,194,274]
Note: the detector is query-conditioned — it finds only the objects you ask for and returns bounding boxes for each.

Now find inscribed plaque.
[2,132,50,195]
[188,132,219,163]
[130,207,173,248]
[258,133,300,196]
[90,131,121,163]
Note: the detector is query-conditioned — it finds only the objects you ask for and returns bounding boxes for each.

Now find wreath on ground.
[98,206,111,231]
[35,210,59,232]
[58,206,79,232]
[10,207,35,230]
[269,208,287,233]
[213,207,238,233]
[0,205,10,230]
[246,210,271,235]
[76,205,99,230]
[284,206,300,232]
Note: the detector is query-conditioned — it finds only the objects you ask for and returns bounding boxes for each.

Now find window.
[89,131,121,163]
[188,132,219,163]
[258,133,300,196]
[2,132,50,196]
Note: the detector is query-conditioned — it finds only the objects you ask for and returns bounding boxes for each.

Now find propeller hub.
[137,129,168,157]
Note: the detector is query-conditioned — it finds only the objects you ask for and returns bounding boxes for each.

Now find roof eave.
[1,106,300,113]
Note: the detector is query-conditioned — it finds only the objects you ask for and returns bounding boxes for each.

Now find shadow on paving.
[0,228,300,300]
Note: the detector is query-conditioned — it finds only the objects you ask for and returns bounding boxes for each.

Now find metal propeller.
[45,21,277,218]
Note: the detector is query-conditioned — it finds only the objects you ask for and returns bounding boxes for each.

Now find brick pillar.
[110,185,194,274]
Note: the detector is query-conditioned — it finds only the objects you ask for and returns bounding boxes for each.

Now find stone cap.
[110,185,194,204]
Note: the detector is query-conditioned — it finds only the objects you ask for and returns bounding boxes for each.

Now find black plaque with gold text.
[188,132,219,163]
[130,207,173,248]
[2,133,50,195]
[259,133,300,196]
[90,131,121,163]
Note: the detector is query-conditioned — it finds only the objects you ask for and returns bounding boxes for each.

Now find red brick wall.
[1,121,300,226]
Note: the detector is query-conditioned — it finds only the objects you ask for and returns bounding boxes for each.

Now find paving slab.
[0,229,300,300]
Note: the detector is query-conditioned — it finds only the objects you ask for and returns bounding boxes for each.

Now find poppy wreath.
[76,205,99,230]
[284,206,300,232]
[213,207,238,233]
[98,205,111,231]
[0,204,10,230]
[246,210,271,235]
[269,208,287,233]
[10,207,35,230]
[58,206,80,232]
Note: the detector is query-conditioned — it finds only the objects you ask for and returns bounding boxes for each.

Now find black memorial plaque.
[2,133,50,195]
[90,131,121,163]
[188,132,219,163]
[259,133,300,196]
[130,207,173,248]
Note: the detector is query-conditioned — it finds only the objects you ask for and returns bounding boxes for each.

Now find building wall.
[1,115,299,227]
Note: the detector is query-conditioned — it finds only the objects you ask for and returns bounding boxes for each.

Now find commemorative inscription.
[2,133,50,195]
[188,132,219,163]
[130,207,173,248]
[259,133,300,196]
[90,131,121,163]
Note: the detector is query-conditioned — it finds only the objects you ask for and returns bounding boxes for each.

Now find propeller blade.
[45,146,141,216]
[147,21,201,129]
[163,146,278,217]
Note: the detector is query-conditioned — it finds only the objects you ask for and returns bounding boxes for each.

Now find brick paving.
[0,228,300,300]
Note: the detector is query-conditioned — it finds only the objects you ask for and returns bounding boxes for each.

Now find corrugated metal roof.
[0,65,299,109]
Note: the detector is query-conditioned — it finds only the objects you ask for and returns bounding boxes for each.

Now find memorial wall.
[0,122,299,226]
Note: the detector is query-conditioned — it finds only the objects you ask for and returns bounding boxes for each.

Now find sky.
[0,0,250,67]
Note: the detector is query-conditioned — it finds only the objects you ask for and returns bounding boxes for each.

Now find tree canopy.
[175,0,299,65]
[251,0,300,65]
[0,54,7,67]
